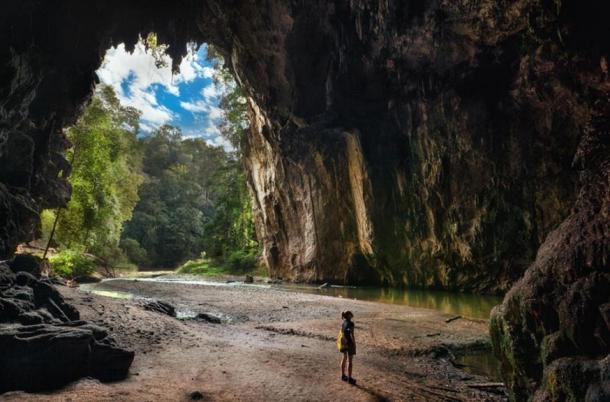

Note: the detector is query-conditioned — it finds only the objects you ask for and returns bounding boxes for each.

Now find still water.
[81,276,503,381]
[279,284,501,320]
[454,350,503,382]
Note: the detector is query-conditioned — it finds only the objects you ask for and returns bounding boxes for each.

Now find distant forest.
[41,51,260,278]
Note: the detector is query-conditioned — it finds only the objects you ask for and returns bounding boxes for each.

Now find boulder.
[0,263,15,286]
[0,322,134,393]
[8,254,41,277]
[196,313,222,324]
[0,263,134,393]
[244,275,254,284]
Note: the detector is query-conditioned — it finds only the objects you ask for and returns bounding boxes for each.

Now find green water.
[279,285,501,320]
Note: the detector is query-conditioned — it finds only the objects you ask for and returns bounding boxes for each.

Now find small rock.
[140,300,176,317]
[189,391,204,400]
[196,313,222,324]
[244,275,254,283]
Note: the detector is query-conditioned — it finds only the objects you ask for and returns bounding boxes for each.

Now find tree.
[121,126,227,267]
[52,85,144,266]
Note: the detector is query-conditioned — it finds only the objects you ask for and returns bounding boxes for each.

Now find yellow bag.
[336,330,346,351]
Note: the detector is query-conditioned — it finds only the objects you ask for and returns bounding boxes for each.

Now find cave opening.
[29,34,262,281]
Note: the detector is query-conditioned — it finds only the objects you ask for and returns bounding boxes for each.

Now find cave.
[1,1,608,400]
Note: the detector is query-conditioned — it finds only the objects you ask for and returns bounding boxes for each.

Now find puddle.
[454,350,503,381]
[79,285,134,300]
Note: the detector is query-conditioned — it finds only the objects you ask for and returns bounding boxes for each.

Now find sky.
[96,42,232,150]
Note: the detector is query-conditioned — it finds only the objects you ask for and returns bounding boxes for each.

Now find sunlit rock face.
[0,1,609,398]
[236,1,589,293]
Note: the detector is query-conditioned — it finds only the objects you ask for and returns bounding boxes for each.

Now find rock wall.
[236,1,590,293]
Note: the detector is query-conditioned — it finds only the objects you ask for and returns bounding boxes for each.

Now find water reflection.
[454,350,503,381]
[279,285,501,320]
[84,289,134,299]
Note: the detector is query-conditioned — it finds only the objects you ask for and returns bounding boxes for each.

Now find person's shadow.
[352,382,390,402]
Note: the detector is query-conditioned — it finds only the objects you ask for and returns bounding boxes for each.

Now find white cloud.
[179,100,224,121]
[202,84,221,100]
[97,41,214,131]
[208,135,233,151]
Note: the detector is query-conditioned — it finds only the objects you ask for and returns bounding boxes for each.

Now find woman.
[338,310,356,385]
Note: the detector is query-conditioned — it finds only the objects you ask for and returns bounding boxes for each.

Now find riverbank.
[1,277,507,401]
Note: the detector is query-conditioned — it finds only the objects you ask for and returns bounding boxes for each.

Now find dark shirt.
[342,320,355,344]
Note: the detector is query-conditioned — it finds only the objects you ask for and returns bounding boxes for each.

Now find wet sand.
[1,278,507,401]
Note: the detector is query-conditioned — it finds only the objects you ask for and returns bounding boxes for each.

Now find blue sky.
[96,42,231,149]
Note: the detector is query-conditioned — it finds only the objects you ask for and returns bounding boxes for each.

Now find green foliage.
[119,238,149,267]
[43,46,260,273]
[49,249,96,279]
[178,259,225,276]
[206,45,250,154]
[121,127,259,268]
[47,85,144,272]
[225,250,259,273]
[39,209,56,246]
[121,126,229,267]
[121,50,260,268]
[144,32,170,69]
[177,251,262,277]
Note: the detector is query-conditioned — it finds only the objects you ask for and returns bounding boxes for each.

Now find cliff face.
[0,1,609,398]
[238,1,586,293]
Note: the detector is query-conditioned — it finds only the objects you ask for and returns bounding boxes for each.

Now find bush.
[119,238,149,267]
[178,259,214,275]
[225,250,258,273]
[49,249,95,279]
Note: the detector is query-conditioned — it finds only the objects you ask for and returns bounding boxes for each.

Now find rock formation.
[0,0,608,398]
[0,257,134,393]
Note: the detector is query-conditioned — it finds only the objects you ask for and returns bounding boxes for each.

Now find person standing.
[338,311,357,385]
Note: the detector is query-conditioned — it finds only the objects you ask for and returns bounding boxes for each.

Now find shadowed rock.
[0,259,134,393]
[140,299,176,317]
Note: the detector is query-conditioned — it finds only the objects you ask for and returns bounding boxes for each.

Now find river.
[81,274,504,381]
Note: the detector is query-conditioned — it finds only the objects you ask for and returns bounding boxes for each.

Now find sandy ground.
[1,277,507,402]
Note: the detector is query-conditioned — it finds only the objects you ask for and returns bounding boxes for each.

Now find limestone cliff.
[237,1,586,294]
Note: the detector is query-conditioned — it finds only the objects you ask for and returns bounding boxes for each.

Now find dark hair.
[341,311,353,320]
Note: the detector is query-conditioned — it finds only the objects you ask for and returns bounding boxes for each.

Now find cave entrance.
[33,34,260,282]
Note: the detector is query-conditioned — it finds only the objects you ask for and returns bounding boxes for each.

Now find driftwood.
[445,315,462,323]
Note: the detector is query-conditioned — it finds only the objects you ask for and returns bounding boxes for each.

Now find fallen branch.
[445,315,462,323]
[467,382,504,389]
